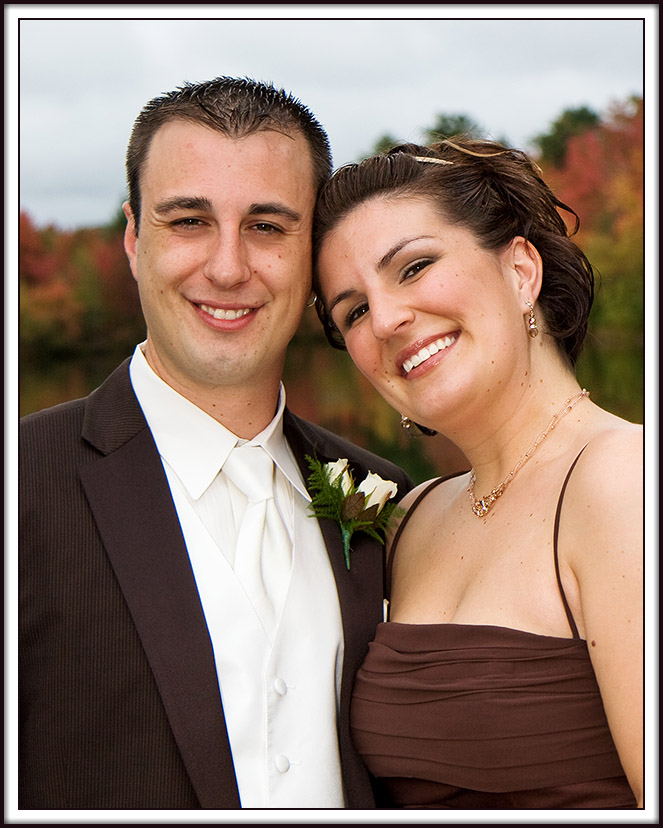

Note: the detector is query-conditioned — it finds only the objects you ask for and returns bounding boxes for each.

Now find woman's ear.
[507,236,543,304]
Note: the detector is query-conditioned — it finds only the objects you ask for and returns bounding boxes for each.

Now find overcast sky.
[10,5,652,230]
[5,13,659,818]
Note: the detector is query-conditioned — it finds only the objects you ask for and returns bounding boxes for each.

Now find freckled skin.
[123,122,316,432]
[319,188,644,806]
[316,197,531,432]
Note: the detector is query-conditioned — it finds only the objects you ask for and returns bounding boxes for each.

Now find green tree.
[366,113,485,159]
[533,105,600,168]
[371,133,401,155]
[425,113,485,143]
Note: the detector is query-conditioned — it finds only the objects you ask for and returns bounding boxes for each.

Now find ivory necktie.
[223,444,292,635]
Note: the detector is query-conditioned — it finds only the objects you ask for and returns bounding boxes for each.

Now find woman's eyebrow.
[328,289,357,315]
[328,235,436,313]
[376,235,434,271]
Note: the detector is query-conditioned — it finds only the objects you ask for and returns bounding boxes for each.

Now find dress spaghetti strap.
[385,471,468,600]
[553,446,589,639]
[386,447,590,637]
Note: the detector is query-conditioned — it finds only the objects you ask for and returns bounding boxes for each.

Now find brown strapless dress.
[350,452,637,809]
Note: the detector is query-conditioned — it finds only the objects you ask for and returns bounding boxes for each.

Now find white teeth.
[200,304,252,320]
[402,335,456,374]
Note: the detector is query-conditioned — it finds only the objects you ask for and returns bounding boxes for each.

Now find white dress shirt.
[129,344,345,807]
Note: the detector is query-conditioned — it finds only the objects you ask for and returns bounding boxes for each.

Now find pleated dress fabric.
[350,456,636,809]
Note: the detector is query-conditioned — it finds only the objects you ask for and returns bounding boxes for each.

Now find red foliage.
[86,229,138,314]
[20,211,142,352]
[19,212,62,285]
[543,98,643,241]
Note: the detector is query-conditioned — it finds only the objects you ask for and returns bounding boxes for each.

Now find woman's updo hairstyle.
[313,137,595,366]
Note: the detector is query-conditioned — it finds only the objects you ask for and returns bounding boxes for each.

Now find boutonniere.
[306,455,403,570]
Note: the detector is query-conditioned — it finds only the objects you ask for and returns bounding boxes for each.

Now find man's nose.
[203,232,252,288]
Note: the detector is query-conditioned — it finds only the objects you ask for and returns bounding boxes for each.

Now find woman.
[312,139,643,809]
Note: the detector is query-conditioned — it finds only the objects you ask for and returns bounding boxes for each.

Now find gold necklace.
[467,389,590,518]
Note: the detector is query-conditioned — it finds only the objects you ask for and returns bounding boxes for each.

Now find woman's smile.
[316,195,526,426]
[398,332,459,376]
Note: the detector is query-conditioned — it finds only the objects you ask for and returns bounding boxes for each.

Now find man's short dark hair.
[126,76,333,228]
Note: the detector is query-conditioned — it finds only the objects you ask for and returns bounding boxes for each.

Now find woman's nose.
[369,293,414,339]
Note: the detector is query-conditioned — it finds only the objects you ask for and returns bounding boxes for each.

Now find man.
[19,77,412,809]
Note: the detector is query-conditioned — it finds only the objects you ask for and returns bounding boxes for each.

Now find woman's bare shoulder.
[561,422,643,568]
[574,421,643,488]
[400,468,469,511]
[387,470,469,543]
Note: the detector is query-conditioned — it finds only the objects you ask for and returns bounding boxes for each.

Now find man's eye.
[172,217,204,228]
[252,222,281,234]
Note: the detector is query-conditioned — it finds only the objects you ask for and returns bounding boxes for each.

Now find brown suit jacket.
[18,359,412,809]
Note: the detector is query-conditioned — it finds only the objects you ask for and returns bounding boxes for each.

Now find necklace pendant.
[466,389,590,518]
[472,500,490,517]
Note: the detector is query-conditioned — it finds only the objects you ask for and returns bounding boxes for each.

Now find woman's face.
[316,195,531,430]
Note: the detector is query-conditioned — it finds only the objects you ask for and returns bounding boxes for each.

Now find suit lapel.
[283,409,383,807]
[283,412,346,577]
[79,362,240,808]
[283,408,387,588]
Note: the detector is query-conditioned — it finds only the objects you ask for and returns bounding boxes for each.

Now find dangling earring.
[400,415,438,436]
[525,300,538,338]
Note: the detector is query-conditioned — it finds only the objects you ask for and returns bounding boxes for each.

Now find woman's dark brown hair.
[313,138,595,367]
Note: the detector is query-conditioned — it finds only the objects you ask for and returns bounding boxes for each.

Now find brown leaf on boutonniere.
[306,455,404,570]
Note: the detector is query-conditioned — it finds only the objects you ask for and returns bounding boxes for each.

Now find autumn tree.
[540,97,644,422]
[533,105,601,168]
[19,213,83,351]
[19,210,143,357]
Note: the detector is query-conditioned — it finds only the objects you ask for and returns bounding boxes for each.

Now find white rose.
[356,472,398,513]
[325,459,353,495]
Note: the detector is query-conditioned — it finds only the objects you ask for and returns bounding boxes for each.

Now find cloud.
[14,13,646,229]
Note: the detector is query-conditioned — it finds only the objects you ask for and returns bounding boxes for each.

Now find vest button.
[274,678,288,696]
[274,754,290,773]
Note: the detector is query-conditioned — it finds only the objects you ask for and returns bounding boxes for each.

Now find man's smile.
[198,303,255,321]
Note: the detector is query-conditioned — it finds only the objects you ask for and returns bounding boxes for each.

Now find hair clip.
[413,156,454,165]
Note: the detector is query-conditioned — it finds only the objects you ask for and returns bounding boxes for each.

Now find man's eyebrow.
[154,196,213,215]
[248,202,302,223]
[153,197,302,224]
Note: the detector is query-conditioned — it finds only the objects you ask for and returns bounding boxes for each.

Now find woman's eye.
[402,259,433,280]
[345,302,369,328]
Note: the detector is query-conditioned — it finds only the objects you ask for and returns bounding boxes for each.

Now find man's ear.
[505,236,543,304]
[122,201,139,281]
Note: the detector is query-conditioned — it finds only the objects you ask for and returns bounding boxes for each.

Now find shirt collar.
[129,344,310,501]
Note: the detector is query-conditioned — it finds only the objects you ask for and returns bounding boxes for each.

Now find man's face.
[124,120,316,405]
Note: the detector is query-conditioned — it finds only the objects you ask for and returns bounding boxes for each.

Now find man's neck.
[189,383,283,439]
[141,346,283,439]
